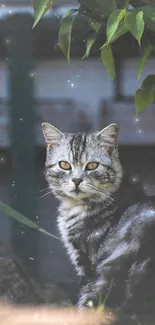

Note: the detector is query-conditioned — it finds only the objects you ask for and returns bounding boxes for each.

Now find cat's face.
[42,123,123,202]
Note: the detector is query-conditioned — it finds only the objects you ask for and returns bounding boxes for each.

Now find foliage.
[101,45,116,80]
[33,0,155,114]
[32,0,155,113]
[58,9,78,62]
[32,0,55,27]
[135,74,155,114]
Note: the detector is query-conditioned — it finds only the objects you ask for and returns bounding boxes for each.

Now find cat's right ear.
[42,122,62,146]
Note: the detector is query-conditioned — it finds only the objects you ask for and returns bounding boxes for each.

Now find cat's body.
[58,196,155,310]
[57,195,119,278]
[42,122,155,323]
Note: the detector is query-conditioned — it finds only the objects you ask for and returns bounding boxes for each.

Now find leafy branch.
[32,0,155,114]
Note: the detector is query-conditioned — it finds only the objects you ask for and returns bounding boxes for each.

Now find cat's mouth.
[68,188,91,200]
[71,189,83,194]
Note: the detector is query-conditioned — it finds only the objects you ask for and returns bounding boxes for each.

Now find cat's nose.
[72,178,83,187]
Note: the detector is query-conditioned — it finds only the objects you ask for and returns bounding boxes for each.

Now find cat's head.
[42,123,123,202]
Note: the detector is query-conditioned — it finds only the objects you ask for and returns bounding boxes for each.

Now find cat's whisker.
[87,188,112,205]
[99,192,119,206]
[38,190,52,199]
[87,184,112,200]
[87,184,119,205]
[38,188,49,193]
[105,190,120,206]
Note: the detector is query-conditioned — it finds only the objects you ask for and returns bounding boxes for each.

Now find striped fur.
[42,123,155,323]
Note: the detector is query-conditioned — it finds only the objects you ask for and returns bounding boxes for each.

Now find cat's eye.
[59,161,71,170]
[85,162,99,171]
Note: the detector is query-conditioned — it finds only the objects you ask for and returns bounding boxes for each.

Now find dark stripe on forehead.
[70,133,87,161]
[72,133,83,161]
[70,134,77,159]
[79,133,87,159]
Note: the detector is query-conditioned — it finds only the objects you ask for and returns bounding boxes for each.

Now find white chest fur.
[57,201,87,276]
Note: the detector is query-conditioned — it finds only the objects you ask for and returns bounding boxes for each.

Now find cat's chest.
[57,205,87,275]
[58,203,87,233]
[57,203,89,247]
[57,210,86,247]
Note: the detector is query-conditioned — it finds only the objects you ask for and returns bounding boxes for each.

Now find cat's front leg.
[77,276,109,308]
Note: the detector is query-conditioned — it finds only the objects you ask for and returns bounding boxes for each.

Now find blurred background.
[0,0,155,306]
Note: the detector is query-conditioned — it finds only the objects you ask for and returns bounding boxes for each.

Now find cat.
[42,122,155,323]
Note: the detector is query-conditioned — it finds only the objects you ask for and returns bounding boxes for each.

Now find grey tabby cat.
[42,122,155,323]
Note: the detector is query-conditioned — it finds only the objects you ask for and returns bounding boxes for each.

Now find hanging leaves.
[31,0,155,116]
[0,201,59,239]
[82,35,97,59]
[124,10,145,45]
[101,45,115,80]
[135,74,155,115]
[107,9,126,43]
[58,9,77,62]
[33,0,54,28]
[137,42,154,81]
[82,21,102,59]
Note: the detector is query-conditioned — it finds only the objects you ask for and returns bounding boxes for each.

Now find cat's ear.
[42,122,62,146]
[96,123,119,155]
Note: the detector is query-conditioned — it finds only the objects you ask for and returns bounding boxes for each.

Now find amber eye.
[85,162,99,171]
[59,161,71,170]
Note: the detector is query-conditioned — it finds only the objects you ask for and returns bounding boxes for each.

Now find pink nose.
[72,178,83,186]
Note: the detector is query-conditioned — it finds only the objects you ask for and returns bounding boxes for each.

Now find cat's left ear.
[42,122,63,146]
[96,123,119,155]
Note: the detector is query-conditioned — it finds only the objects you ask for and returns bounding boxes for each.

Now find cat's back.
[117,199,155,252]
[121,199,155,227]
[98,200,155,274]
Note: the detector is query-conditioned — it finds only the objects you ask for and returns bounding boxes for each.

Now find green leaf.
[101,45,115,80]
[33,0,54,28]
[135,74,155,115]
[60,8,77,20]
[100,21,127,50]
[135,88,154,115]
[0,201,59,239]
[124,6,155,34]
[81,20,102,59]
[107,9,126,43]
[125,11,145,45]
[108,21,128,43]
[136,11,145,44]
[137,43,154,81]
[82,35,97,59]
[118,8,127,20]
[58,9,77,62]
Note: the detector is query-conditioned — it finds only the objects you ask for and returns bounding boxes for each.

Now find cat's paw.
[77,283,102,309]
